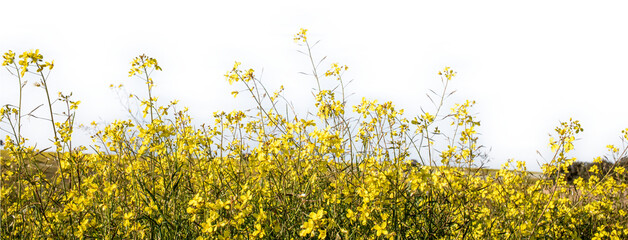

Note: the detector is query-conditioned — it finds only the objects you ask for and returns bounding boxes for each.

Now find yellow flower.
[252,223,265,238]
[128,54,161,77]
[318,229,327,239]
[607,144,619,153]
[294,28,308,42]
[299,219,315,237]
[373,222,388,236]
[346,209,356,222]
[2,50,15,66]
[123,212,133,228]
[324,63,348,79]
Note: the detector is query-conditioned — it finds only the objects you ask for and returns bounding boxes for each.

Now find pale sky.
[2,1,627,171]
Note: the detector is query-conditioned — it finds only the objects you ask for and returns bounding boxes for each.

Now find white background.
[2,0,627,171]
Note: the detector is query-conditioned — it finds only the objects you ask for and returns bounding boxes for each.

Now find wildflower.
[123,212,133,228]
[373,222,388,236]
[2,50,15,66]
[294,28,308,42]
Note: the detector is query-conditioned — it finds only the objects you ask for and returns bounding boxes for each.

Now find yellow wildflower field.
[1,29,627,239]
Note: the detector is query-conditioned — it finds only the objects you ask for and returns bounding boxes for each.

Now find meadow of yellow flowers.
[1,29,627,239]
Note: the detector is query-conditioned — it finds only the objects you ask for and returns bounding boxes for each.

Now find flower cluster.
[293,28,308,42]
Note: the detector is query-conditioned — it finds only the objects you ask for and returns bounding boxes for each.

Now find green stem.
[305,40,321,92]
[143,64,154,123]
[14,62,23,143]
[36,63,69,195]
